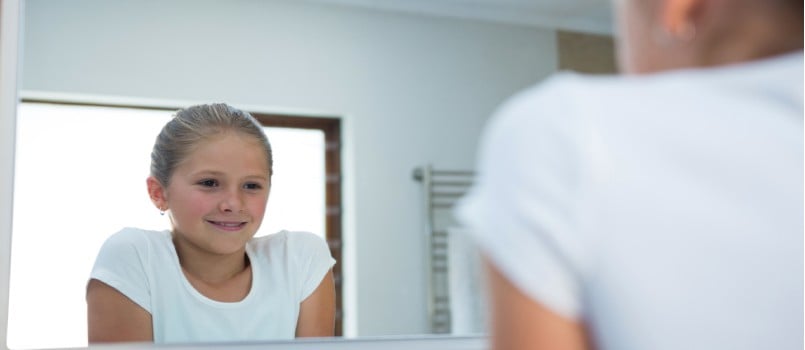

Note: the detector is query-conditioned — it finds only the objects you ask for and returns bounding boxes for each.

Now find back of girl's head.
[150,103,273,186]
[617,0,801,74]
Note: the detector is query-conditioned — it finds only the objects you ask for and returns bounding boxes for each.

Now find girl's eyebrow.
[243,174,269,182]
[191,170,268,181]
[189,170,225,177]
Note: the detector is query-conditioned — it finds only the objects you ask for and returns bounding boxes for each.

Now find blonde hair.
[150,103,273,186]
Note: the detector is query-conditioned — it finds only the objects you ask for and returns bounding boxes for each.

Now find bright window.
[8,102,325,349]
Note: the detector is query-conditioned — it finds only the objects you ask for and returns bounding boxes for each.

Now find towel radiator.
[413,165,475,334]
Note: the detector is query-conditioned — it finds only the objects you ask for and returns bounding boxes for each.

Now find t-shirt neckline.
[163,230,260,308]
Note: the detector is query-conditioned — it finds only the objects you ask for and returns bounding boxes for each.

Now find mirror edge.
[0,0,21,349]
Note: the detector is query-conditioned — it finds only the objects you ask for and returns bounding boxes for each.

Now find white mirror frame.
[0,0,20,346]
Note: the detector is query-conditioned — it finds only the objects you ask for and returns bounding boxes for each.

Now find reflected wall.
[19,0,558,338]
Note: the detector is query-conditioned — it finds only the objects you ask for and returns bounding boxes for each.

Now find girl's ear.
[660,0,702,42]
[146,176,168,211]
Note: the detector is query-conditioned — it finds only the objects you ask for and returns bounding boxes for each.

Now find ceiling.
[305,0,614,35]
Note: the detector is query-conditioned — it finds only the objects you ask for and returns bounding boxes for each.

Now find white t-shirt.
[456,52,803,350]
[89,227,336,343]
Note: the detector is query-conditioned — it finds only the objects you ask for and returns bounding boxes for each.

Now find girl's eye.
[198,179,218,187]
[244,183,262,190]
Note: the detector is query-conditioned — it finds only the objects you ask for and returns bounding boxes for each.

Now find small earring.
[159,207,166,216]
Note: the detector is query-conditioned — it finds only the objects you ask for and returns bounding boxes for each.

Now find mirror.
[6,0,614,348]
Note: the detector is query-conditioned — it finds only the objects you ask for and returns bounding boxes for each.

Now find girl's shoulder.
[248,231,331,264]
[102,227,171,248]
[96,227,173,264]
[92,228,174,285]
[249,230,327,250]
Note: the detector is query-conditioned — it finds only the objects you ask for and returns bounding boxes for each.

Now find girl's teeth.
[213,221,241,227]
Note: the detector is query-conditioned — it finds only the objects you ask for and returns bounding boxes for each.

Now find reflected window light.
[8,102,324,349]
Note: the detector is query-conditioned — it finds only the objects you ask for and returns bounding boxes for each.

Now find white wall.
[19,0,557,337]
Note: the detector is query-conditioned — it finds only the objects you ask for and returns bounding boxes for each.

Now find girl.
[457,0,802,349]
[87,103,336,343]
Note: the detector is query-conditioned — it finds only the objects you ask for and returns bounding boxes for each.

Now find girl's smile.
[206,220,248,232]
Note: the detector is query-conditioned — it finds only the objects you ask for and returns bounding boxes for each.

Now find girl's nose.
[219,189,244,213]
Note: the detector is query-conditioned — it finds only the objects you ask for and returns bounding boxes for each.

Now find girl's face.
[162,131,270,256]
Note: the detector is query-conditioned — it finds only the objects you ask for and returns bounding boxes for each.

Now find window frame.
[251,112,344,336]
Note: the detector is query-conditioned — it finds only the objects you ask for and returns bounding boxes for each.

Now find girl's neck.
[172,235,250,285]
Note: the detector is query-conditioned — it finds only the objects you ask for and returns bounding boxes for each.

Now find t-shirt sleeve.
[89,228,153,313]
[454,75,589,319]
[290,232,337,301]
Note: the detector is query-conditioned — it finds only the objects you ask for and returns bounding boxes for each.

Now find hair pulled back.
[150,103,273,186]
